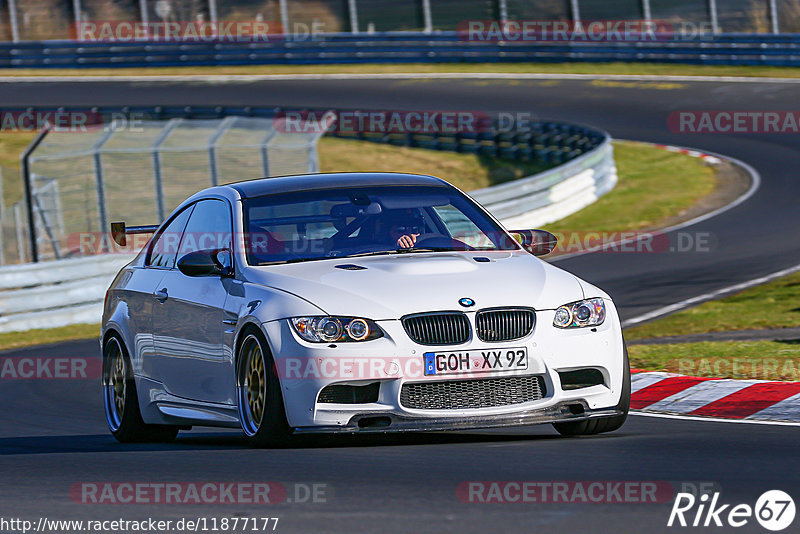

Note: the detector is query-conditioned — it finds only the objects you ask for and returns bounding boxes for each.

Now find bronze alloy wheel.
[103,337,126,432]
[238,334,267,436]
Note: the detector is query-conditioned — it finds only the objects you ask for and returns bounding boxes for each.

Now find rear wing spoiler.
[111,222,159,247]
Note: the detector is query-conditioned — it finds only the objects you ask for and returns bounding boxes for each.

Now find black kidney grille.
[402,312,470,345]
[476,308,535,342]
[400,375,546,410]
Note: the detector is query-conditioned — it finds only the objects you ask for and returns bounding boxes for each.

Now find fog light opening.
[567,403,585,415]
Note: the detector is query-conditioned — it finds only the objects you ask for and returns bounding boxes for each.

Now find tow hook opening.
[357,416,392,429]
[567,403,585,415]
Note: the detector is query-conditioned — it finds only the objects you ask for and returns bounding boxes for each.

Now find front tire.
[103,335,179,443]
[552,342,631,437]
[236,329,291,446]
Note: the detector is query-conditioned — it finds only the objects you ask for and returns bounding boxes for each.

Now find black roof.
[227,172,450,198]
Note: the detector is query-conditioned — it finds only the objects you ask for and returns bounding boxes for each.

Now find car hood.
[244,251,586,319]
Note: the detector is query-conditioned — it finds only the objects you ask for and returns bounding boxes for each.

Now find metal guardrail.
[3,32,800,68]
[0,254,134,332]
[0,115,615,333]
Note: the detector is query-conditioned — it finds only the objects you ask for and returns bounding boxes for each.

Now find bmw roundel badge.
[459,298,475,308]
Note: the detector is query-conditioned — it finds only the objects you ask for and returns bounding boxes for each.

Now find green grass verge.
[0,137,716,349]
[626,270,800,340]
[1,62,800,78]
[547,141,715,236]
[0,323,99,351]
[628,340,800,381]
[318,137,552,192]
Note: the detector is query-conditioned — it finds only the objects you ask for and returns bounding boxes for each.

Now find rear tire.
[552,341,631,437]
[236,328,291,447]
[103,335,179,443]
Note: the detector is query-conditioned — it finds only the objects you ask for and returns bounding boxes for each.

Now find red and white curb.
[645,142,723,164]
[630,370,800,422]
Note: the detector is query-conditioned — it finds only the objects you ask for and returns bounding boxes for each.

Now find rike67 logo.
[668,490,795,531]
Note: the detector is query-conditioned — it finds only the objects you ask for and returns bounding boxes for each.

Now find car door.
[150,198,236,405]
[136,204,193,380]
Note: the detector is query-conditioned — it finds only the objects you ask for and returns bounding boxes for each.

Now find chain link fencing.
[0,116,326,264]
[0,0,795,42]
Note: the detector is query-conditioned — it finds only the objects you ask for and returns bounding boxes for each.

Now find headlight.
[552,298,606,329]
[290,316,383,342]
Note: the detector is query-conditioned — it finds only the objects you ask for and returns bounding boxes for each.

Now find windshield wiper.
[339,247,455,259]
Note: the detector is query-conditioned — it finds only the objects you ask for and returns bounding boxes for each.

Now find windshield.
[242,185,518,265]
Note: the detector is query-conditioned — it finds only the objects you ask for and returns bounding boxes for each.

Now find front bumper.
[294,401,623,434]
[261,302,626,430]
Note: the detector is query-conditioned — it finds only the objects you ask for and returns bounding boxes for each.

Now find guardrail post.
[569,0,580,23]
[20,125,51,263]
[708,0,719,34]
[347,0,359,33]
[421,0,433,33]
[7,0,20,42]
[768,0,779,34]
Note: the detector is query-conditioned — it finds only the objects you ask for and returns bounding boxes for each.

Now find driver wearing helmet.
[377,209,426,249]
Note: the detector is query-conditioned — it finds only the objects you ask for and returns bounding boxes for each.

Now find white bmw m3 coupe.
[102,172,630,445]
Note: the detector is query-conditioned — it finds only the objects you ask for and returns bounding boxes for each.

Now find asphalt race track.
[1,76,799,532]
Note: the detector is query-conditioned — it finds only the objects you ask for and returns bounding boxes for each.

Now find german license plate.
[423,347,528,376]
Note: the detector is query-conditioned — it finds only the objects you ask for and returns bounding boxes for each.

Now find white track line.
[1,72,800,84]
[623,261,800,327]
[551,145,761,264]
[630,411,800,426]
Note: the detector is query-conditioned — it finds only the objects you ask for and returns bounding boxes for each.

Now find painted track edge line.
[551,143,761,263]
[623,261,800,327]
[630,411,800,426]
[3,72,800,84]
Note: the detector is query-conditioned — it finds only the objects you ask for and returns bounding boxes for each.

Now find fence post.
[279,0,290,35]
[708,0,719,34]
[72,0,82,29]
[7,0,20,42]
[569,0,580,24]
[14,204,25,263]
[151,119,181,222]
[92,130,116,246]
[497,0,508,22]
[21,126,51,263]
[641,0,651,21]
[422,0,432,33]
[347,0,358,33]
[768,0,779,34]
[208,0,218,25]
[139,0,148,24]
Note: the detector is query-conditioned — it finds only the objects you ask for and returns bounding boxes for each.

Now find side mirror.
[509,229,558,256]
[177,249,233,277]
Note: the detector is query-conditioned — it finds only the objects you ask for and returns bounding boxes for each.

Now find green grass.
[547,140,716,236]
[2,62,800,78]
[0,323,99,351]
[628,340,800,381]
[0,137,716,349]
[626,270,800,340]
[318,137,552,192]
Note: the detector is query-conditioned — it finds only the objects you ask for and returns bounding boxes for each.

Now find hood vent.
[335,264,367,270]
